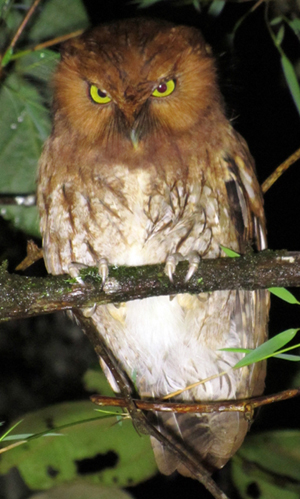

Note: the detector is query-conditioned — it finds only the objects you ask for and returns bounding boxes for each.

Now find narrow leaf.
[3,433,63,441]
[276,24,285,46]
[1,46,13,67]
[270,17,283,26]
[233,329,299,369]
[281,53,300,115]
[0,420,23,442]
[269,287,300,304]
[275,353,300,361]
[288,18,300,38]
[208,0,225,16]
[220,245,240,257]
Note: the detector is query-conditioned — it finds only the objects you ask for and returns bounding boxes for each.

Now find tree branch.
[1,249,300,321]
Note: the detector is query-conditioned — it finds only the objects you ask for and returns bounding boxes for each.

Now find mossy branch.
[1,249,300,321]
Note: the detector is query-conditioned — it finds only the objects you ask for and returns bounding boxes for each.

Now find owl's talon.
[165,253,183,283]
[82,303,97,317]
[68,263,87,285]
[99,257,109,285]
[185,252,201,282]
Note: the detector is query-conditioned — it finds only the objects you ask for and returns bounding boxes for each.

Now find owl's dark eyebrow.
[98,47,125,67]
[143,50,161,67]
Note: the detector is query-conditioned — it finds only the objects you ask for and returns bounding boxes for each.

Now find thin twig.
[262,147,300,193]
[7,0,42,51]
[32,29,84,51]
[91,387,300,414]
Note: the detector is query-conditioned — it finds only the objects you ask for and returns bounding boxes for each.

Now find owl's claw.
[68,263,86,284]
[165,252,200,283]
[82,303,97,317]
[69,260,108,317]
[185,251,201,282]
[68,263,98,317]
[98,257,109,285]
[164,253,184,283]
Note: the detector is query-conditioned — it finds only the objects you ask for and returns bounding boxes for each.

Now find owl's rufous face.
[53,19,223,148]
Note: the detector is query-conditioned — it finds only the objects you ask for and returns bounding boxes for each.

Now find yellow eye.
[152,80,176,98]
[89,84,111,104]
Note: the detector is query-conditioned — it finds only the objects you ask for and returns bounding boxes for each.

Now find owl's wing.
[151,133,269,476]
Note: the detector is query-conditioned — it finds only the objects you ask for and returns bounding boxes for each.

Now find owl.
[37,18,269,477]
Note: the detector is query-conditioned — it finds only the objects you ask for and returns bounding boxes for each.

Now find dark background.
[1,1,300,498]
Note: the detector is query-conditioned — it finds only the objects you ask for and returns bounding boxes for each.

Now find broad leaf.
[31,483,135,499]
[232,431,300,498]
[0,401,156,490]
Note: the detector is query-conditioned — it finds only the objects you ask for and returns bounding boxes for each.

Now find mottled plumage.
[37,18,269,476]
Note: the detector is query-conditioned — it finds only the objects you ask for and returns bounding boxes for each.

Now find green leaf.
[232,431,300,498]
[275,353,300,361]
[31,483,135,499]
[27,0,89,43]
[0,419,23,442]
[0,401,157,490]
[192,0,201,11]
[0,73,50,236]
[1,46,13,67]
[288,18,300,38]
[270,16,283,26]
[281,53,300,115]
[233,329,299,369]
[3,432,63,441]
[134,0,161,7]
[83,367,115,396]
[222,342,300,362]
[208,0,225,16]
[269,287,300,304]
[0,0,26,51]
[276,24,285,46]
[15,49,59,83]
[220,348,251,354]
[32,484,134,499]
[220,245,240,257]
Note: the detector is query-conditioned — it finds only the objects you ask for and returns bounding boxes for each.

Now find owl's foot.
[184,251,200,282]
[165,251,200,283]
[68,259,109,317]
[68,263,97,317]
[68,259,109,285]
[68,262,87,285]
[165,253,184,283]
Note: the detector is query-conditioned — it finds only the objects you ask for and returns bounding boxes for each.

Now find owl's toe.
[68,263,98,317]
[82,303,97,317]
[98,257,109,285]
[68,262,87,284]
[165,252,200,283]
[164,253,184,282]
[185,251,201,282]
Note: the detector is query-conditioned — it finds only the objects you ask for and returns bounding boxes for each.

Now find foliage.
[0,399,156,490]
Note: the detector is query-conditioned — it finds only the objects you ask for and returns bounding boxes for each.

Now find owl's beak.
[130,128,139,150]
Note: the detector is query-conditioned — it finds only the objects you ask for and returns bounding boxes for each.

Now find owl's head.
[53,18,224,148]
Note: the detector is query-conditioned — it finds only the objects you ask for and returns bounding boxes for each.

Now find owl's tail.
[150,410,249,477]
